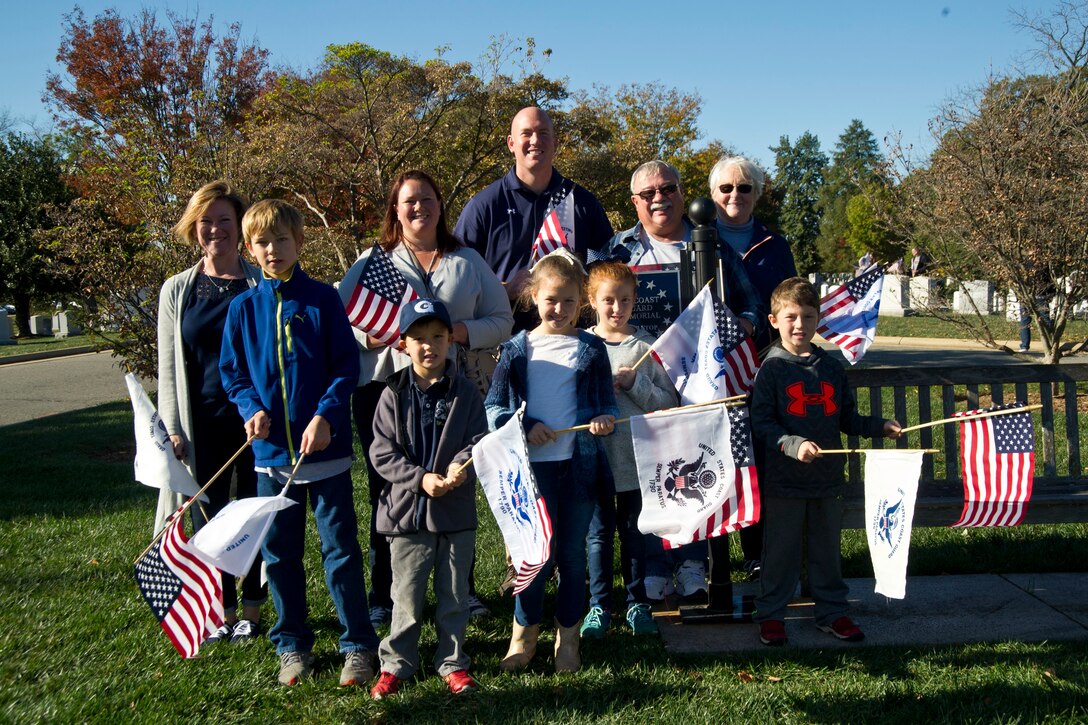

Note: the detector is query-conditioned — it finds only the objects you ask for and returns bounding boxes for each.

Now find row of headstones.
[810,274,1088,319]
[0,311,82,345]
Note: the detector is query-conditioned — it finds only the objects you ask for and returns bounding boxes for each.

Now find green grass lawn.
[878,313,1088,343]
[0,334,98,358]
[1,402,1086,722]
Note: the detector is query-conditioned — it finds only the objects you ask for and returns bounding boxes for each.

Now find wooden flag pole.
[134,437,255,565]
[630,278,715,372]
[817,448,940,455]
[453,395,748,476]
[898,404,1042,434]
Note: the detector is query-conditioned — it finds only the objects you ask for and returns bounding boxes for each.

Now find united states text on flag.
[125,373,205,502]
[817,265,884,364]
[472,405,552,595]
[642,404,760,548]
[135,516,224,658]
[863,450,923,599]
[651,285,759,403]
[952,403,1035,527]
[530,187,574,263]
[344,244,419,346]
[189,494,297,577]
[633,402,752,544]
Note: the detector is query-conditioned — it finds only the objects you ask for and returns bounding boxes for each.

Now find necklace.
[203,258,243,295]
[404,242,440,276]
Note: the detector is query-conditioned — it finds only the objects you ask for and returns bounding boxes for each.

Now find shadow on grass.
[0,400,147,521]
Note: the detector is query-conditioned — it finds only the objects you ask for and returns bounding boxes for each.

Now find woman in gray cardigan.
[155,180,264,643]
[339,170,513,626]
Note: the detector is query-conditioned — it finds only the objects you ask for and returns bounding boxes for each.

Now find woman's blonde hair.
[172,180,248,247]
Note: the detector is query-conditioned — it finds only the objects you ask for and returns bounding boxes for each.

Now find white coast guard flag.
[189,494,297,576]
[125,373,206,501]
[864,450,923,599]
[473,405,552,595]
[633,403,738,543]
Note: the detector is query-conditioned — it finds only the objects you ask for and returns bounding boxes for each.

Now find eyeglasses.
[718,183,753,195]
[635,183,679,201]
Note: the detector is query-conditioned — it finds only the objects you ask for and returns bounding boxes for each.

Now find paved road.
[0,351,149,427]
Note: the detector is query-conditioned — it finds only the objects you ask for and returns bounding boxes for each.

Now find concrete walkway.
[655,573,1088,653]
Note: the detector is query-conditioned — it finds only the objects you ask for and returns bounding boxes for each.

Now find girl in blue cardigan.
[485,248,618,674]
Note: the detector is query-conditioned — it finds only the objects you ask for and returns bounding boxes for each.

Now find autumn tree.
[0,133,75,336]
[883,2,1088,362]
[817,120,887,271]
[236,38,565,277]
[771,132,827,274]
[44,7,270,375]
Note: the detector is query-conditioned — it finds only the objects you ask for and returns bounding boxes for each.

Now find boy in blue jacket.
[220,199,378,687]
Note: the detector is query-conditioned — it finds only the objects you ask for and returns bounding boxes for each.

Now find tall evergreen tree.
[771,131,827,274]
[817,120,884,271]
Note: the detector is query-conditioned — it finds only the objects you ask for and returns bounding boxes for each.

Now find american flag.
[530,187,574,263]
[344,244,418,345]
[817,266,884,364]
[135,515,224,658]
[952,403,1035,527]
[662,404,761,548]
[652,285,759,403]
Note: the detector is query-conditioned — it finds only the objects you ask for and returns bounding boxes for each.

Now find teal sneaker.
[625,603,658,635]
[579,605,610,638]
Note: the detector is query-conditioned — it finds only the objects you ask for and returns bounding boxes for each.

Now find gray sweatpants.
[379,529,474,678]
[753,495,849,627]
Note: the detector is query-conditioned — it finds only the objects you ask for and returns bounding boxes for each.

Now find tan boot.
[553,618,581,673]
[499,620,539,672]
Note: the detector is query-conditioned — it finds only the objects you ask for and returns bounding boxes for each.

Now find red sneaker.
[818,616,865,642]
[370,671,404,700]
[444,669,478,694]
[759,619,788,646]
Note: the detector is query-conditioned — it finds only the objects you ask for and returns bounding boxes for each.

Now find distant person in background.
[156,180,264,643]
[910,246,930,277]
[856,250,873,276]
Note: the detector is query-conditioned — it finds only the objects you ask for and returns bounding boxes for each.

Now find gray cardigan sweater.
[153,257,261,532]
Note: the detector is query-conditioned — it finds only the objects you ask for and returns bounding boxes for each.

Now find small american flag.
[530,187,574,263]
[652,286,759,403]
[817,266,884,364]
[135,515,224,658]
[344,245,418,345]
[662,404,761,548]
[953,403,1035,527]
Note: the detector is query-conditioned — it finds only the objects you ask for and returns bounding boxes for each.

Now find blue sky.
[2,1,1045,172]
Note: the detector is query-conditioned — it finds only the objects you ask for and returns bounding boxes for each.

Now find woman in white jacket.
[155,180,264,643]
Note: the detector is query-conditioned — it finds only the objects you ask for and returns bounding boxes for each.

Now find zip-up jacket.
[717,218,797,350]
[750,344,888,498]
[220,266,359,467]
[370,367,487,536]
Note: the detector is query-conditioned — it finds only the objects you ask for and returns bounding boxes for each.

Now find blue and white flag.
[189,494,297,577]
[473,404,552,595]
[125,373,206,501]
[864,449,923,599]
[818,266,884,364]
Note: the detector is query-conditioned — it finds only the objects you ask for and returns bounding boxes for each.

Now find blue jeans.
[644,537,707,578]
[258,469,379,655]
[587,489,648,611]
[515,460,595,629]
[1019,296,1052,350]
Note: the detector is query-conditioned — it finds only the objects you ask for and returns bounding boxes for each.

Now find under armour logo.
[785,381,838,416]
[507,208,517,215]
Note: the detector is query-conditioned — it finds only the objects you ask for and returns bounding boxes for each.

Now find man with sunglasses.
[597,160,762,337]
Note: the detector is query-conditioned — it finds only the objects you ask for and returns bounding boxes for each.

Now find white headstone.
[52,311,81,338]
[953,280,994,315]
[908,276,941,310]
[29,315,52,336]
[0,312,14,345]
[879,274,909,317]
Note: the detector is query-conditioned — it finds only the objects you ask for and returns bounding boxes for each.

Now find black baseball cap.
[399,298,453,335]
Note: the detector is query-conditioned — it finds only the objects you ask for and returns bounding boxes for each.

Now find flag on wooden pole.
[344,244,419,346]
[529,187,574,263]
[125,373,205,501]
[134,515,224,658]
[189,495,297,577]
[864,449,923,599]
[817,266,883,364]
[952,402,1035,527]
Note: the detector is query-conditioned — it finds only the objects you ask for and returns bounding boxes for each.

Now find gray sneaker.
[230,619,260,644]
[278,651,314,686]
[340,650,376,687]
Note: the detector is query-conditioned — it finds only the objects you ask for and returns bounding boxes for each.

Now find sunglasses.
[718,183,754,195]
[635,183,679,201]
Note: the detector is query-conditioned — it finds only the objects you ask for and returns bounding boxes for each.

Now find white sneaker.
[674,560,708,597]
[644,575,675,601]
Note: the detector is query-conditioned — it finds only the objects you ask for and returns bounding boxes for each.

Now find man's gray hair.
[708,155,765,199]
[630,160,681,194]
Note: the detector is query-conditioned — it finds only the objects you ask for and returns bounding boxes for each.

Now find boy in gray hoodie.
[750,278,901,647]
